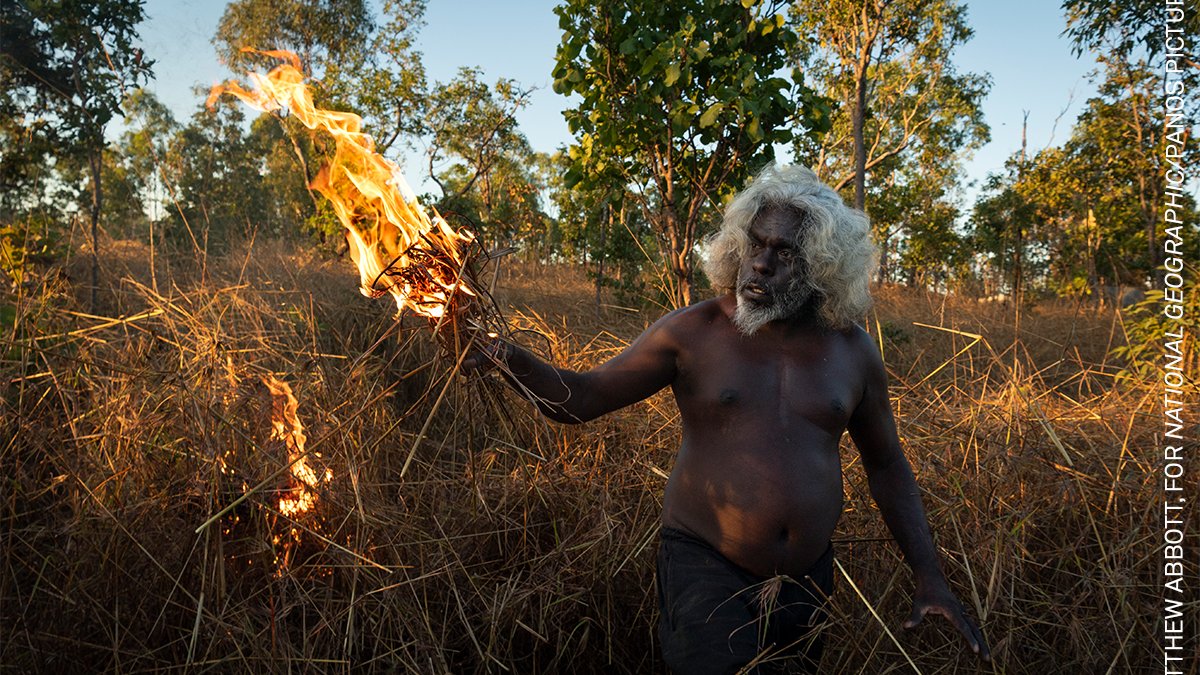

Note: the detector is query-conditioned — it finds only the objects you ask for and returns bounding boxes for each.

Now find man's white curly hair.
[702,164,877,330]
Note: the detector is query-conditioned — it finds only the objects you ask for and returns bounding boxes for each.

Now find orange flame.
[209,50,475,319]
[262,375,330,518]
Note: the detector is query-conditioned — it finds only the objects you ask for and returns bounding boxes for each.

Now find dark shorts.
[656,527,834,674]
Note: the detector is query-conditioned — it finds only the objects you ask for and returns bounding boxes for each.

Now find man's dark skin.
[466,206,990,662]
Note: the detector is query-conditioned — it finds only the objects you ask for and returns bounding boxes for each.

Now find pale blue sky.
[133,0,1100,202]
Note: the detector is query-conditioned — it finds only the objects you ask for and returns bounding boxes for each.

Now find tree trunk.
[663,207,691,309]
[595,201,608,319]
[876,231,890,284]
[677,252,692,306]
[89,148,103,312]
[1014,112,1029,342]
[853,69,867,212]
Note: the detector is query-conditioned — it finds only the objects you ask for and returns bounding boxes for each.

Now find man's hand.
[459,334,510,374]
[903,578,991,661]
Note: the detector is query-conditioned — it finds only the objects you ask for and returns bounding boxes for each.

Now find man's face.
[732,206,813,336]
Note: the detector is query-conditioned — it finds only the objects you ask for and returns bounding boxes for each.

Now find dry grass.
[1,236,1194,673]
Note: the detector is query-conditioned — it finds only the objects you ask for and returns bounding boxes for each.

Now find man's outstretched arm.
[846,331,991,661]
[462,310,681,424]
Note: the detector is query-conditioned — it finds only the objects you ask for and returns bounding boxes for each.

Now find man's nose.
[752,250,774,275]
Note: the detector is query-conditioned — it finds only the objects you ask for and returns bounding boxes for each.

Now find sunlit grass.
[1,234,1186,672]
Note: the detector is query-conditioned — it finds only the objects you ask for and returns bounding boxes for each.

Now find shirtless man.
[465,165,989,672]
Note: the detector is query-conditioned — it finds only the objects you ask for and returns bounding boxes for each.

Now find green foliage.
[0,0,153,153]
[1063,0,1200,68]
[158,101,276,252]
[215,0,373,78]
[553,0,828,307]
[424,68,550,253]
[111,89,179,235]
[336,0,428,152]
[969,159,1041,295]
[883,178,966,286]
[212,0,430,249]
[1071,61,1197,279]
[791,0,990,185]
[1111,277,1199,381]
[0,215,65,286]
[245,112,331,241]
[1025,0,1200,304]
[791,0,988,283]
[0,0,153,307]
[978,59,1200,298]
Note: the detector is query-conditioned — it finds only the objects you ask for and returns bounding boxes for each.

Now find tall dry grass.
[1,236,1194,673]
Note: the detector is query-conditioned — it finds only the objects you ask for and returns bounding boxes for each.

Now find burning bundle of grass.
[207,49,507,357]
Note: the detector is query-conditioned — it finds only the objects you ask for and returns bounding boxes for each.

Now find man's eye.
[779,249,794,261]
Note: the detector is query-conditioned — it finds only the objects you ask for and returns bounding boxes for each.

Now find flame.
[262,375,331,518]
[209,49,475,319]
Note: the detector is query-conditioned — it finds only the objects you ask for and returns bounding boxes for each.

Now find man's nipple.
[719,389,739,405]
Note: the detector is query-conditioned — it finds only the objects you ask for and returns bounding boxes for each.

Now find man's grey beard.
[732,282,815,336]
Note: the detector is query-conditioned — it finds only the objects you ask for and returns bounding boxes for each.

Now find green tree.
[1063,0,1200,72]
[0,1,61,212]
[215,0,373,78]
[213,0,429,244]
[56,140,145,240]
[553,0,829,308]
[119,89,178,231]
[424,68,549,253]
[790,0,988,209]
[337,0,428,153]
[1060,0,1198,286]
[870,161,966,288]
[790,0,988,284]
[545,151,656,303]
[161,100,273,255]
[969,158,1041,300]
[0,0,153,307]
[1016,62,1200,293]
[245,113,327,239]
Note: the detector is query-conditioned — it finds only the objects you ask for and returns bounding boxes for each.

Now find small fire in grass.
[218,374,335,577]
[264,375,330,519]
[261,375,332,575]
[208,49,477,322]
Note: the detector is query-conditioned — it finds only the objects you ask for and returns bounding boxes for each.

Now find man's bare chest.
[673,345,861,436]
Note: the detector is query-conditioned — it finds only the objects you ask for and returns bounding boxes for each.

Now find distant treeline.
[2,0,1197,306]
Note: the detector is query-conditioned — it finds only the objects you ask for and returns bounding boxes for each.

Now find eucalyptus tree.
[423,67,548,252]
[553,0,829,308]
[789,0,987,286]
[0,0,153,307]
[213,0,432,242]
[969,159,1040,299]
[790,0,988,210]
[214,0,373,78]
[1063,0,1200,75]
[1061,0,1199,281]
[1017,63,1199,292]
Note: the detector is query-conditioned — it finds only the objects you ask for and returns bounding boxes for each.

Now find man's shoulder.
[835,322,886,374]
[839,322,875,349]
[655,296,731,328]
[804,321,881,372]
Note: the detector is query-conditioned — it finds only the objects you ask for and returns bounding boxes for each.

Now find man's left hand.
[903,579,991,662]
